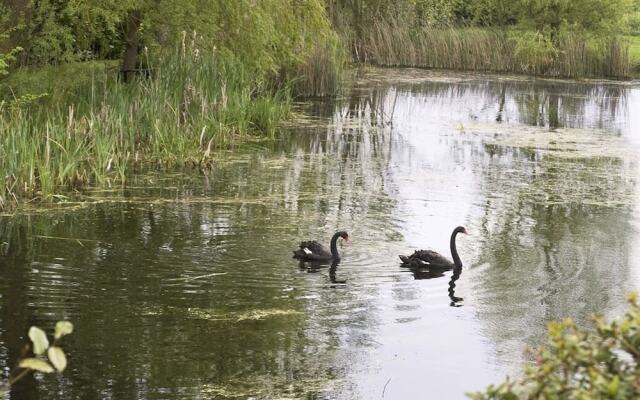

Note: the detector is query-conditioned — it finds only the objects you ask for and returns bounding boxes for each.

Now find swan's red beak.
[464,228,469,234]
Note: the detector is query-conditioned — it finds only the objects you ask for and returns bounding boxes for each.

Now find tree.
[453,0,520,26]
[0,6,22,77]
[0,0,336,80]
[518,0,632,40]
[0,38,20,77]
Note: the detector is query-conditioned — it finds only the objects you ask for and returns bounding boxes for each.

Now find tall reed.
[0,37,290,210]
[359,19,632,79]
[293,42,346,97]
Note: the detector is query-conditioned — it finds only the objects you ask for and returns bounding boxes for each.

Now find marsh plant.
[0,36,290,210]
[328,0,635,79]
[1,321,74,395]
[293,42,346,98]
[361,20,632,78]
[469,294,640,399]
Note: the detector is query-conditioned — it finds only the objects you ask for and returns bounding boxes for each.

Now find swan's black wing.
[412,250,453,267]
[293,240,332,260]
[399,250,454,269]
[300,240,329,255]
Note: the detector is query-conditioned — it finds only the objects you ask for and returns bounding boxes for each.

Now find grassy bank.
[0,44,291,210]
[359,21,633,79]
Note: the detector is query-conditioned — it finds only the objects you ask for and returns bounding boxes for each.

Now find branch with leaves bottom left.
[2,321,74,392]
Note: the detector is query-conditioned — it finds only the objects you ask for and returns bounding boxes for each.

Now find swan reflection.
[448,266,463,307]
[298,260,347,284]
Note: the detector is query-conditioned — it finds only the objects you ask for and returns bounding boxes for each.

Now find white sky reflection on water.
[337,71,640,399]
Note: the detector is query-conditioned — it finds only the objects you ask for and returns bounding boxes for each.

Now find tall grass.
[293,43,346,98]
[0,39,290,210]
[359,19,632,79]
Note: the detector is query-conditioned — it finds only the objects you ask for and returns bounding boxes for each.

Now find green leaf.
[54,321,74,339]
[28,326,49,355]
[47,346,67,372]
[18,358,54,373]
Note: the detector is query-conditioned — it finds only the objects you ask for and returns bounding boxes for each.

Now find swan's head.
[455,226,469,235]
[338,231,350,242]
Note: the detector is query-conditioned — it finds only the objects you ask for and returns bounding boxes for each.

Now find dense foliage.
[327,0,637,77]
[2,0,637,81]
[628,0,640,35]
[0,8,21,77]
[0,40,294,210]
[0,1,345,209]
[2,1,339,77]
[469,294,640,399]
[327,1,635,34]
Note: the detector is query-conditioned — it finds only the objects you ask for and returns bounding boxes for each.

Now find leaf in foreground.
[19,358,54,373]
[28,326,49,355]
[47,346,67,372]
[54,321,74,339]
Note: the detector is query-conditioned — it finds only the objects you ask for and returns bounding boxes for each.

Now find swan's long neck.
[330,233,341,259]
[450,229,462,268]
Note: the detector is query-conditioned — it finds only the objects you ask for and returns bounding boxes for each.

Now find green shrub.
[469,294,640,399]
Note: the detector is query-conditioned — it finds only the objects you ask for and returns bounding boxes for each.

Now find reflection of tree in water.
[512,84,626,130]
[472,147,636,366]
[361,70,627,132]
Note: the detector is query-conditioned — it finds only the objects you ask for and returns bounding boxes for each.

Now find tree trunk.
[121,10,142,82]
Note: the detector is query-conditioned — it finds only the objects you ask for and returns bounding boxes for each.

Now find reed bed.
[360,20,632,79]
[293,43,345,98]
[0,43,290,210]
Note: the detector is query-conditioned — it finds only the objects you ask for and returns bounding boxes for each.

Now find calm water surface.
[1,69,640,399]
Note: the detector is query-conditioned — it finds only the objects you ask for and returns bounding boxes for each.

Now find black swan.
[293,231,349,262]
[399,226,467,270]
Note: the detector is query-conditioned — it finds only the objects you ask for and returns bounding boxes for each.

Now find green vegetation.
[629,36,640,70]
[0,1,342,210]
[2,0,343,94]
[0,43,290,209]
[363,23,631,77]
[0,41,21,78]
[1,321,74,394]
[0,12,21,77]
[328,0,640,76]
[328,0,637,78]
[469,294,640,399]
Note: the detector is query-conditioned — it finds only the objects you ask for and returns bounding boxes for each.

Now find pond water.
[1,68,640,399]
